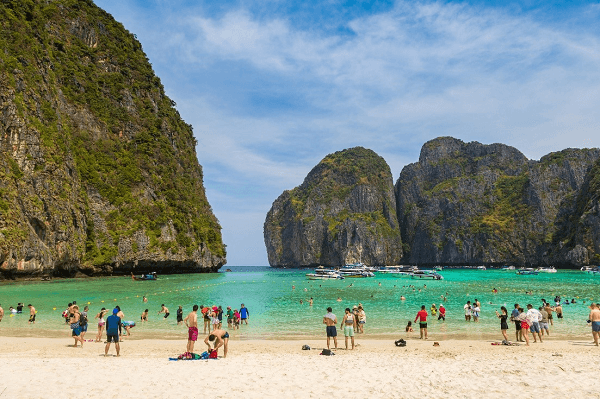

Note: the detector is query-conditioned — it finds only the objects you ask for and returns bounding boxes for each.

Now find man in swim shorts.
[414,305,428,339]
[323,307,338,350]
[158,304,170,319]
[538,306,550,336]
[526,304,543,343]
[205,328,229,358]
[105,308,121,356]
[588,303,600,346]
[184,305,199,353]
[511,303,523,342]
[240,304,249,325]
[340,308,356,350]
[28,304,36,324]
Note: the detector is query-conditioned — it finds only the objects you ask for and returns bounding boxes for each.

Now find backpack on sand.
[395,339,406,347]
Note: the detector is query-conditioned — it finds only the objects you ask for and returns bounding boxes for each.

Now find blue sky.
[94,0,600,266]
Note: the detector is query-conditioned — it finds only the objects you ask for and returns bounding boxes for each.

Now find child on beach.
[406,321,413,333]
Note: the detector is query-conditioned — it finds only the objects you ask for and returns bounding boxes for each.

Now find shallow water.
[1,267,598,340]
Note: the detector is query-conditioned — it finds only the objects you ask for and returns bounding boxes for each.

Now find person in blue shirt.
[239,304,249,325]
[105,308,121,357]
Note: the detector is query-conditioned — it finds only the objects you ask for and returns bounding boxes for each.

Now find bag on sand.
[302,345,311,350]
[208,349,218,359]
[395,339,407,347]
[320,349,334,356]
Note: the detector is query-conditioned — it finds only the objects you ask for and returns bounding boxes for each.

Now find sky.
[93,0,600,266]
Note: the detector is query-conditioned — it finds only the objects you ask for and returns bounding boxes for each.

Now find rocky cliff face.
[264,147,402,267]
[547,157,600,266]
[0,0,225,279]
[396,137,600,266]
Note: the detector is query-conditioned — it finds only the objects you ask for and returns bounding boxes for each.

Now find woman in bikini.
[95,307,108,343]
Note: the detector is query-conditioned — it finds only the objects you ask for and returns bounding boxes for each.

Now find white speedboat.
[536,266,557,273]
[516,268,539,275]
[476,266,486,270]
[306,267,345,280]
[410,270,444,280]
[500,265,515,270]
[377,266,415,276]
[584,266,600,275]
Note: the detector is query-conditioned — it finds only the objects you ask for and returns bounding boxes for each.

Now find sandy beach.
[0,334,598,399]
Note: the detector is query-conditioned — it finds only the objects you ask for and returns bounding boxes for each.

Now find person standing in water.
[323,307,338,350]
[414,305,428,339]
[177,306,184,325]
[239,304,249,325]
[158,304,170,319]
[28,304,36,324]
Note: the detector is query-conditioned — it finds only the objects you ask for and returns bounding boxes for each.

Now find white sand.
[0,335,598,398]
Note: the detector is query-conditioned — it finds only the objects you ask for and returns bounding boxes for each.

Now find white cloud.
[95,0,600,265]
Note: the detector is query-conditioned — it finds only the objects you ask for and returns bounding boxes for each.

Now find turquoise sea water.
[1,267,599,340]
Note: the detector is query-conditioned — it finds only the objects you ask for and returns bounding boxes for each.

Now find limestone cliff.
[548,157,600,266]
[0,0,226,278]
[396,137,599,266]
[264,147,402,267]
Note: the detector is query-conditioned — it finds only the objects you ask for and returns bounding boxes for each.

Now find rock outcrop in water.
[396,137,600,267]
[264,147,402,267]
[547,157,600,266]
[0,0,225,279]
[265,138,599,268]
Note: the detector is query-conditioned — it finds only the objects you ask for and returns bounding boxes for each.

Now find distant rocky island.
[0,0,226,279]
[265,137,600,268]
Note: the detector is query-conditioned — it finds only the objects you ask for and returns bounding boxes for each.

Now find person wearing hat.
[105,308,121,356]
[438,304,446,321]
[226,306,234,329]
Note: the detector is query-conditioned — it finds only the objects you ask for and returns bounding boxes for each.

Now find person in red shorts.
[414,305,428,339]
[184,305,199,353]
[515,307,530,346]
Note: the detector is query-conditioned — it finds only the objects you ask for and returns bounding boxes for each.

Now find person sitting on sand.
[406,321,413,333]
[205,328,229,358]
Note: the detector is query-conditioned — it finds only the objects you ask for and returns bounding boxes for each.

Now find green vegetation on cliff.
[0,0,225,273]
